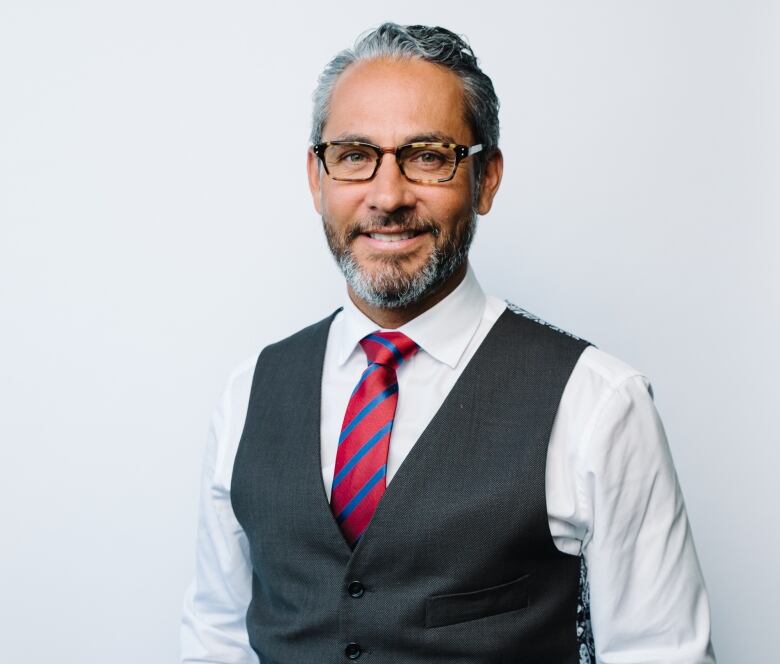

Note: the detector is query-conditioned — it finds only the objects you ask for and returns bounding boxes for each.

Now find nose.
[363,153,418,213]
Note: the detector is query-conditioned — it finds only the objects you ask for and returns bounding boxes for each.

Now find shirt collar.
[335,263,487,369]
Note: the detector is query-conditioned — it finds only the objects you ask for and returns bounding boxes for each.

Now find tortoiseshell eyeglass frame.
[311,141,483,183]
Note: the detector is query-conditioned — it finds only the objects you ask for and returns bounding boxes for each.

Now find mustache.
[344,215,441,243]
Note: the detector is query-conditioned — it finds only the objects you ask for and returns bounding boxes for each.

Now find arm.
[580,374,716,664]
[181,364,260,664]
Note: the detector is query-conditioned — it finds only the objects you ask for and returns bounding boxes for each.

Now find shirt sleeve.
[180,365,260,664]
[579,374,716,664]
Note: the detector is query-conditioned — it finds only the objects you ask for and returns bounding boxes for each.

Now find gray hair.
[309,22,500,181]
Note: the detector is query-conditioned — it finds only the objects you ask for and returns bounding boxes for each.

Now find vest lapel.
[304,310,360,556]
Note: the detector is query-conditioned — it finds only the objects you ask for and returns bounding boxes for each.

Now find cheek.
[429,176,473,211]
[429,192,473,229]
[320,184,363,221]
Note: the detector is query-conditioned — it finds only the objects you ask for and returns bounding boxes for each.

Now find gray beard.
[323,212,477,309]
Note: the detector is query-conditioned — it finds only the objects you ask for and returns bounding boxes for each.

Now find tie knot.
[360,331,419,370]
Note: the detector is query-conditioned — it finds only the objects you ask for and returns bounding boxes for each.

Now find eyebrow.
[328,132,460,145]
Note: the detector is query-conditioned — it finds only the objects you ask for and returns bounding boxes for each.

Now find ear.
[475,148,503,215]
[307,148,323,215]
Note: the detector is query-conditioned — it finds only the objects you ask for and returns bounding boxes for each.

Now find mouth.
[356,228,430,251]
[366,230,420,242]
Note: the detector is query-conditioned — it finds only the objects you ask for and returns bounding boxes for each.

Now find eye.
[328,145,374,165]
[411,150,446,165]
[341,151,370,163]
[402,145,455,172]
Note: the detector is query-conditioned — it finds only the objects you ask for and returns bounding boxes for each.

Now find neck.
[347,263,468,329]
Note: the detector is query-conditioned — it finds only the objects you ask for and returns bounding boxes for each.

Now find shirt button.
[345,642,361,659]
[347,581,364,598]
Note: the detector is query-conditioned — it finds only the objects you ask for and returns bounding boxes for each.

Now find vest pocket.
[424,573,530,628]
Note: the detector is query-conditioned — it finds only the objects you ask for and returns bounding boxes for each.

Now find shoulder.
[501,298,648,389]
[572,345,651,397]
[217,309,341,415]
[218,308,343,423]
[503,300,588,344]
[220,310,343,398]
[560,338,654,436]
[256,308,341,367]
[497,300,592,374]
[207,310,341,485]
[496,297,655,434]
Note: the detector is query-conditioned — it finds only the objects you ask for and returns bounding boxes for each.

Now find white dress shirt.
[181,265,716,664]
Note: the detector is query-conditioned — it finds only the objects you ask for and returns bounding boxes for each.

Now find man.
[181,22,716,664]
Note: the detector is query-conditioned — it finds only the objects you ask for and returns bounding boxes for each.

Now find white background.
[1,1,777,662]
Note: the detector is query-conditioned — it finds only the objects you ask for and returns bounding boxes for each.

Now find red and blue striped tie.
[331,331,419,547]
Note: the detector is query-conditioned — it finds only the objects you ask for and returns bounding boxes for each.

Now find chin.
[343,254,456,310]
[358,252,425,273]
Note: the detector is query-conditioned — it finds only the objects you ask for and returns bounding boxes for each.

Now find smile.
[357,229,428,251]
[367,232,418,242]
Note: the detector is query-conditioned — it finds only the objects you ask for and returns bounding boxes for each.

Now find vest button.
[344,642,361,659]
[347,580,364,598]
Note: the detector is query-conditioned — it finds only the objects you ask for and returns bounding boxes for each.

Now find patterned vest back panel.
[231,308,590,664]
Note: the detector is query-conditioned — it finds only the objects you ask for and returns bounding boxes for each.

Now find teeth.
[368,232,416,242]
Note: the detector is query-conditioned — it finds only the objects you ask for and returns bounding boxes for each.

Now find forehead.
[323,58,473,144]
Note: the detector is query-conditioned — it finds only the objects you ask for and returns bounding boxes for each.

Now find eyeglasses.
[312,141,483,183]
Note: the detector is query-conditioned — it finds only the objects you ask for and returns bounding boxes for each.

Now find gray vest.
[231,307,592,664]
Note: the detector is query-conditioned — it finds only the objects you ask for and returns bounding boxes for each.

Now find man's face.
[307,58,499,309]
